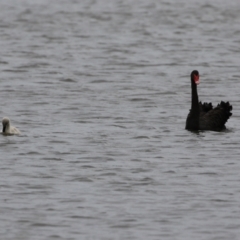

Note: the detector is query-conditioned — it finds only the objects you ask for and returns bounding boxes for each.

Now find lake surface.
[0,0,240,239]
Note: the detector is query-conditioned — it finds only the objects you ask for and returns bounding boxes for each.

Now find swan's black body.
[186,70,232,131]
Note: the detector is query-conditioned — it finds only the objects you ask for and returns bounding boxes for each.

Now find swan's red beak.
[194,74,200,85]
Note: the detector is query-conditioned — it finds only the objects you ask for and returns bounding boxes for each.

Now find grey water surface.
[0,0,240,239]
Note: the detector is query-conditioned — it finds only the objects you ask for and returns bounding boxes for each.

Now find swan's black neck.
[191,79,199,116]
[186,70,201,130]
[185,76,200,130]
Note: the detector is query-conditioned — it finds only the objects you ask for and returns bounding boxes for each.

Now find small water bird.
[2,117,20,135]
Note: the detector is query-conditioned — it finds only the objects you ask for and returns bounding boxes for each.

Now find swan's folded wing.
[199,101,213,115]
[200,101,232,130]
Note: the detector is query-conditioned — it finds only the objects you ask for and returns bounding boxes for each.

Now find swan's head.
[191,70,200,85]
[2,117,10,133]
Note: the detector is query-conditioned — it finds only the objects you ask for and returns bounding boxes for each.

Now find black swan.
[186,70,232,131]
